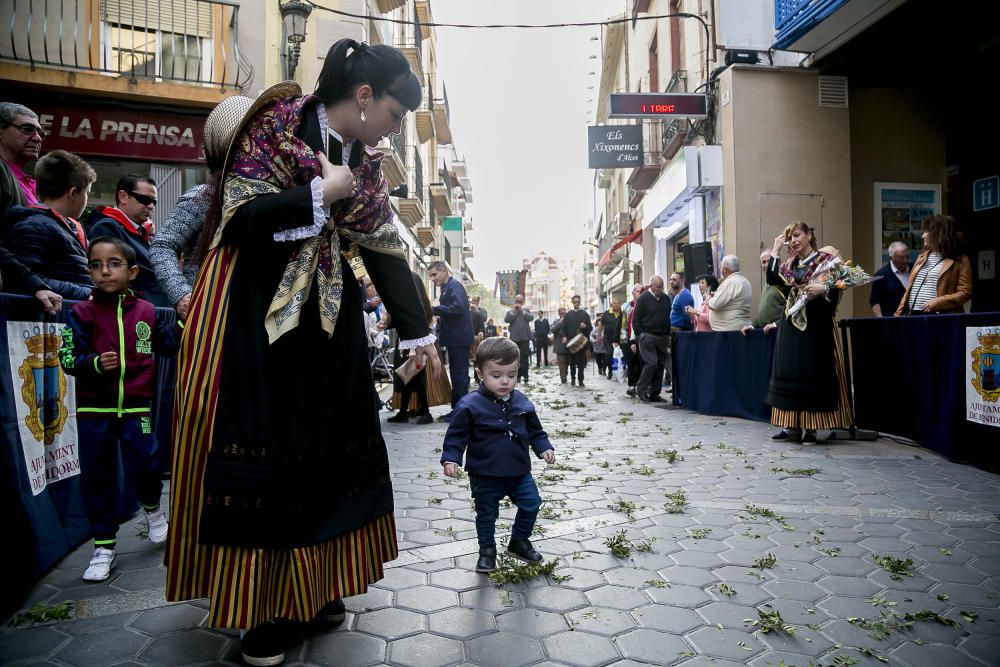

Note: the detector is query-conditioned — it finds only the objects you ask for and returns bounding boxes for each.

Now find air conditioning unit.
[616,211,631,237]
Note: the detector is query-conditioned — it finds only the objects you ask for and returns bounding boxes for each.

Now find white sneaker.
[82,547,117,581]
[144,508,168,544]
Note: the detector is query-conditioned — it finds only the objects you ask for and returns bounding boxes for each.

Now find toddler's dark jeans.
[469,472,541,547]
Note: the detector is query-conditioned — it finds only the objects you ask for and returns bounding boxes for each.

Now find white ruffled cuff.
[398,333,437,350]
[272,176,327,242]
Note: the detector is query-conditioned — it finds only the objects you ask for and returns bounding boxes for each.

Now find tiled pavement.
[4,364,1000,666]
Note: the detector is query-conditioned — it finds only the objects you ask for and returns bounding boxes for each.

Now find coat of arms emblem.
[17,326,70,444]
[971,327,1000,401]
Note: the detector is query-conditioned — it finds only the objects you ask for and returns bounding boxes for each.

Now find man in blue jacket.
[430,260,474,420]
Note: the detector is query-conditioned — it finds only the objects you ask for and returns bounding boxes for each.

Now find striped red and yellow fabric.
[770,323,854,431]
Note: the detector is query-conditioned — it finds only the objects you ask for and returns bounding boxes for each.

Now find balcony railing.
[1,0,252,90]
[433,82,452,144]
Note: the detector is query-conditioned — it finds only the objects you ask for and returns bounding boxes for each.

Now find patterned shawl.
[215,94,404,343]
[778,250,836,331]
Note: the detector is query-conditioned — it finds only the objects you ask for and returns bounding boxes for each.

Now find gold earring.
[360,107,367,123]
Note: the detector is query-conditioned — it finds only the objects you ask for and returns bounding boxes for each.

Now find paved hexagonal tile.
[585,585,650,611]
[645,583,712,608]
[344,586,393,613]
[374,567,427,591]
[697,601,760,630]
[566,607,636,636]
[958,634,1000,665]
[603,566,657,589]
[658,565,718,588]
[496,608,568,637]
[710,581,773,607]
[686,627,764,660]
[306,629,386,665]
[671,550,727,568]
[614,629,692,663]
[569,552,626,572]
[110,567,166,592]
[714,565,770,585]
[892,640,979,666]
[551,567,607,590]
[0,626,69,662]
[932,582,1000,608]
[467,631,544,667]
[428,607,496,639]
[544,630,621,666]
[815,574,881,597]
[354,607,425,640]
[762,580,827,602]
[138,629,225,665]
[55,628,148,667]
[525,586,589,613]
[387,633,463,667]
[756,626,833,657]
[395,586,459,613]
[130,604,206,635]
[631,604,702,633]
[428,568,490,592]
[460,587,525,612]
[816,555,877,577]
[868,569,936,592]
[921,562,988,585]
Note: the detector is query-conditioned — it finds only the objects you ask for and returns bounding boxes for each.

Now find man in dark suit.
[533,310,550,368]
[870,241,910,317]
[559,295,593,386]
[430,261,474,420]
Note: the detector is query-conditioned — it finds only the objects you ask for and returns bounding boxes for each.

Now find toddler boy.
[59,236,181,581]
[441,337,555,572]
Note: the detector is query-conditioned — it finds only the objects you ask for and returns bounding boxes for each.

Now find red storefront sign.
[34,105,206,164]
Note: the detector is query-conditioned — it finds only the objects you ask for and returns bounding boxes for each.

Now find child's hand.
[543,450,555,464]
[443,462,459,478]
[98,351,119,373]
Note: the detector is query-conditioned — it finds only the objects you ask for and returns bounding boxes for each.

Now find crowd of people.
[0,35,976,665]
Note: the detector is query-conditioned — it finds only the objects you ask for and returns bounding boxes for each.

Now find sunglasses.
[128,191,157,206]
[5,122,47,139]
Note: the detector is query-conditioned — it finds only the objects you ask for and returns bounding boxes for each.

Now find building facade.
[593,0,997,316]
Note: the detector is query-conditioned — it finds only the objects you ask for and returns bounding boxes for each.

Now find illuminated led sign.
[608,93,708,119]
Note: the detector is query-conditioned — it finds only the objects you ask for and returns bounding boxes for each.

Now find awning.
[598,229,642,267]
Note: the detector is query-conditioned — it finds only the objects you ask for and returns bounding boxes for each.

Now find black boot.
[316,598,346,626]
[476,545,497,573]
[507,538,543,564]
[387,411,410,423]
[241,621,291,667]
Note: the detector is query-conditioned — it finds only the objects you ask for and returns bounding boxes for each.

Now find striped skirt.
[163,245,398,629]
[770,322,853,431]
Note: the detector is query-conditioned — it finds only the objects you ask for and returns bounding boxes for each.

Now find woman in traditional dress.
[894,214,972,316]
[164,40,440,666]
[766,222,852,445]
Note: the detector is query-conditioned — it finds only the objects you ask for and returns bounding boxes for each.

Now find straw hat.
[219,80,303,178]
[203,95,254,164]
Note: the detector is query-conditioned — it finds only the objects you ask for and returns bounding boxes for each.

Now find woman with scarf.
[164,40,440,666]
[765,222,852,445]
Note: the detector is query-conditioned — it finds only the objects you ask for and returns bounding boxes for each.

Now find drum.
[567,333,588,353]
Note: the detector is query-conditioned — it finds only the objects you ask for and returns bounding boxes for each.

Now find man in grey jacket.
[504,295,534,383]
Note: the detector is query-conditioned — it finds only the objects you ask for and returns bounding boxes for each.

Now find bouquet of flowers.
[786,256,879,320]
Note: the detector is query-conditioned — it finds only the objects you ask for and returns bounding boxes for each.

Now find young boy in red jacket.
[59,236,181,581]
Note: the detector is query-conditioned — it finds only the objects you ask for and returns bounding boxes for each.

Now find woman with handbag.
[388,271,435,424]
[895,215,972,316]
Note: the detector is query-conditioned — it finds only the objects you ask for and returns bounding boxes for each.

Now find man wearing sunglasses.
[1,102,45,222]
[87,174,169,307]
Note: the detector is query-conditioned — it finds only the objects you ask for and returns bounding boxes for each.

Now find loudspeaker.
[724,50,760,66]
[683,242,714,280]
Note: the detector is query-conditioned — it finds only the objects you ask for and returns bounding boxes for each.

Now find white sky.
[432,0,624,280]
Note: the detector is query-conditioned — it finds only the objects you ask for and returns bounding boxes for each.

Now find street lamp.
[280,0,312,79]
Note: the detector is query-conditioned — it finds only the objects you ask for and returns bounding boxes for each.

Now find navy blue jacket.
[869,261,909,316]
[2,205,93,300]
[441,385,554,477]
[432,276,473,348]
[87,208,170,308]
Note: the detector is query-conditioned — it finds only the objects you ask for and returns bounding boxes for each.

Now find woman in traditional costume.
[766,222,852,445]
[164,39,440,666]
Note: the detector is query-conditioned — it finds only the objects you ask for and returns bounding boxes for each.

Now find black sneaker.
[507,538,543,564]
[317,598,346,625]
[626,388,637,397]
[241,621,290,667]
[801,430,818,445]
[387,412,410,423]
[570,379,576,386]
[771,429,801,441]
[476,545,497,573]
[415,413,433,425]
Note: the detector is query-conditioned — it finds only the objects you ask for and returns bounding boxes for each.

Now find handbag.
[394,356,424,385]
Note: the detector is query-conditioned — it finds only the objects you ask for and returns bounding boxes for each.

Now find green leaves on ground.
[603,530,653,558]
[8,601,73,627]
[664,489,688,513]
[872,554,914,580]
[487,554,560,586]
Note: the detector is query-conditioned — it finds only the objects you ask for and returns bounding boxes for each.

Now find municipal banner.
[6,321,80,495]
[495,270,525,306]
[966,326,1000,428]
